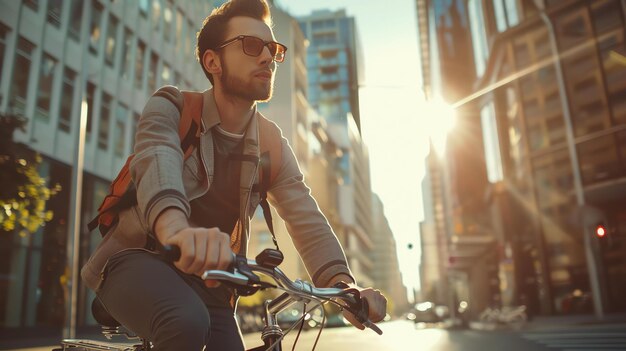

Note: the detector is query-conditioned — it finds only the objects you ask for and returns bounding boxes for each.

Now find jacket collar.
[201,88,260,150]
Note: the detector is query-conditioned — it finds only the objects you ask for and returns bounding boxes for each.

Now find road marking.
[521,329,626,350]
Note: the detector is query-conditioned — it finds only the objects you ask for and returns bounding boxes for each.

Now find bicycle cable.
[291,302,307,351]
[264,299,326,351]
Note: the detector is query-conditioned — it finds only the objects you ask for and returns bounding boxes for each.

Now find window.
[312,33,336,45]
[0,25,8,95]
[532,149,574,208]
[163,1,173,42]
[98,94,112,150]
[174,71,181,86]
[504,0,519,27]
[105,16,119,67]
[10,37,35,114]
[68,0,83,41]
[185,20,193,56]
[148,53,158,93]
[35,54,58,119]
[86,82,96,136]
[591,0,623,35]
[175,10,183,50]
[555,11,591,51]
[139,0,149,17]
[135,40,146,89]
[577,135,621,185]
[161,63,171,85]
[24,0,39,11]
[481,102,503,183]
[46,0,63,27]
[469,0,489,76]
[494,0,507,32]
[90,0,104,54]
[58,67,76,132]
[114,104,127,156]
[152,0,162,31]
[598,27,626,126]
[121,28,132,80]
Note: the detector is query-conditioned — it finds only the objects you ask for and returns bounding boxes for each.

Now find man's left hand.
[343,287,387,330]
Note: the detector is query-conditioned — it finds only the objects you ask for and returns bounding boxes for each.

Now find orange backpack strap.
[179,91,203,158]
[88,88,203,235]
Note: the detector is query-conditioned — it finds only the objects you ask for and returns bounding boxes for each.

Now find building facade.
[371,194,409,316]
[468,0,626,315]
[298,9,375,286]
[416,0,498,321]
[297,9,364,132]
[418,0,626,318]
[0,0,215,339]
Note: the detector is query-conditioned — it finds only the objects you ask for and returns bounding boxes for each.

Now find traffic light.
[594,222,614,251]
[595,223,607,238]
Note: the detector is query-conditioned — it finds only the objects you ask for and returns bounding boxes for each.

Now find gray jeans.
[97,249,245,351]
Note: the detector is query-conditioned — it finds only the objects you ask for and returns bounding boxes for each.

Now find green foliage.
[0,114,60,237]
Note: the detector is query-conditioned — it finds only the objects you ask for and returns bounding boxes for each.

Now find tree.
[0,113,60,236]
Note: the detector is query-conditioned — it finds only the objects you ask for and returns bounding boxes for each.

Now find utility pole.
[537,10,605,318]
[64,2,91,339]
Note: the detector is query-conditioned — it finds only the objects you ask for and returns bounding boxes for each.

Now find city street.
[10,319,626,350]
[241,320,626,351]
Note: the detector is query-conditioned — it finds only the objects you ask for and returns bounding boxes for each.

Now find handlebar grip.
[162,244,181,262]
[161,244,237,272]
[359,299,383,335]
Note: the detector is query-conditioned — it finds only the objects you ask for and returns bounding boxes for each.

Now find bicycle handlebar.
[161,245,383,335]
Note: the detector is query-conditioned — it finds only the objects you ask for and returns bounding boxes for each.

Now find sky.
[278,0,432,295]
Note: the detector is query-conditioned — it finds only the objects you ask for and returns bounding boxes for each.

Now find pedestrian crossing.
[521,328,626,351]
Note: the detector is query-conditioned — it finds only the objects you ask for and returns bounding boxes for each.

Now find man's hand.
[165,227,233,287]
[154,208,233,287]
[342,286,387,330]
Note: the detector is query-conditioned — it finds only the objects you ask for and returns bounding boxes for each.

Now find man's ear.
[202,50,222,77]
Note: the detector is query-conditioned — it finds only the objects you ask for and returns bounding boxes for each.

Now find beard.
[220,59,274,102]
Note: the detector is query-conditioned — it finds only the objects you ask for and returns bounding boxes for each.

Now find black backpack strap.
[259,152,279,251]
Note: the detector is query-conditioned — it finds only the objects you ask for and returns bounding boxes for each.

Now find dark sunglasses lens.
[271,43,286,62]
[243,37,264,56]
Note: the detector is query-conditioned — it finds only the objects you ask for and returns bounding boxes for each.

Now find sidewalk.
[468,312,626,331]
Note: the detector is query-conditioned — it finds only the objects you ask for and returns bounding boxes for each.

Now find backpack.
[87,90,282,250]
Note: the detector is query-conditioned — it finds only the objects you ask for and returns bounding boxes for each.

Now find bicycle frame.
[55,248,382,351]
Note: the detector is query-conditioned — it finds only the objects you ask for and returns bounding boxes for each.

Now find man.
[81,0,386,350]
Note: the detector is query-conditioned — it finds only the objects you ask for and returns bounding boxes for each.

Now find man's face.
[217,16,278,102]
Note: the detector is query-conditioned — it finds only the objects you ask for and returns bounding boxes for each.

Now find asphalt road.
[242,320,626,351]
[10,319,626,350]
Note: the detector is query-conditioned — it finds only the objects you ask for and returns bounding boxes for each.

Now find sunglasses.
[216,35,287,63]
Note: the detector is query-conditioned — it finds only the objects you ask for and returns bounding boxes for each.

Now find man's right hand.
[154,208,233,287]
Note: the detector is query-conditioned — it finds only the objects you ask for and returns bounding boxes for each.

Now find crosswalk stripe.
[521,329,626,350]
[523,333,626,339]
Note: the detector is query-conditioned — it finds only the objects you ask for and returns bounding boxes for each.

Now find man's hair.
[196,0,273,85]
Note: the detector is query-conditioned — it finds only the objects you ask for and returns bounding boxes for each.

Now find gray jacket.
[81,86,353,292]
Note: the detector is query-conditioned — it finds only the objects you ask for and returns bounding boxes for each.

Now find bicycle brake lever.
[344,294,383,335]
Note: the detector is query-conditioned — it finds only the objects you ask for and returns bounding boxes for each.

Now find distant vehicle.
[411,301,440,323]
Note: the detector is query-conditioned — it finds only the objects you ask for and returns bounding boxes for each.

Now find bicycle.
[478,305,527,329]
[54,247,382,350]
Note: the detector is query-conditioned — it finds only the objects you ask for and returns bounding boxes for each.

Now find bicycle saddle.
[91,298,121,328]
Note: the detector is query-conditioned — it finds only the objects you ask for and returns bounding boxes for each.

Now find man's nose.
[258,45,274,65]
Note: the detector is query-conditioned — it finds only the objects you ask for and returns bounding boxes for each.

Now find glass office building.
[468,0,626,315]
[0,0,213,340]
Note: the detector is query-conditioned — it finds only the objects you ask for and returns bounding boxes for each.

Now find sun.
[421,98,457,156]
